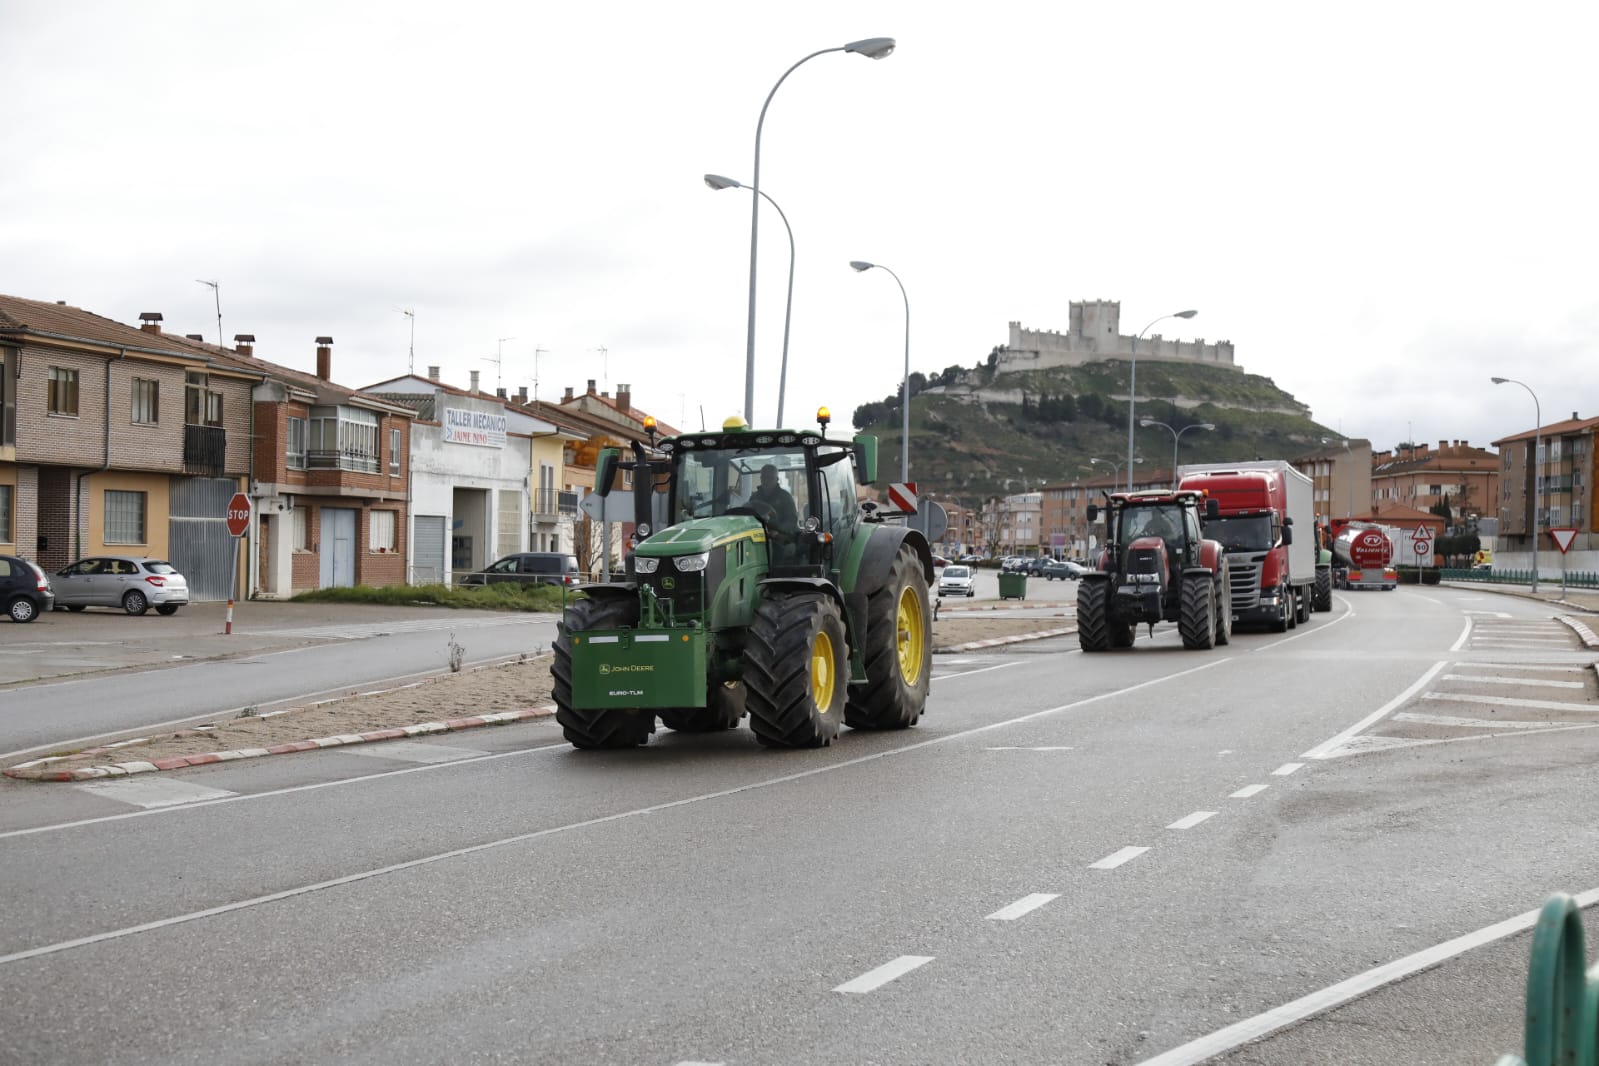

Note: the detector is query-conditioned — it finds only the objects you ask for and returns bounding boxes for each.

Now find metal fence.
[1493,893,1599,1066]
[1440,568,1599,589]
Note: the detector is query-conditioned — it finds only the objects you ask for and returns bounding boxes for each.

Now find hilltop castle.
[1000,300,1236,373]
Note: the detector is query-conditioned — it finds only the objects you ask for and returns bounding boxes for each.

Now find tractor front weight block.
[569,627,708,710]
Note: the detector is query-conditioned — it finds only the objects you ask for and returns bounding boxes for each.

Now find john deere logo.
[598,663,654,675]
[599,664,611,675]
[662,576,675,589]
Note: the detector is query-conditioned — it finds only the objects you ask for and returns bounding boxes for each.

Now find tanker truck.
[1332,523,1399,590]
[1177,461,1322,631]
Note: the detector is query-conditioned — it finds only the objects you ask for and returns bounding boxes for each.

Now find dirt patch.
[6,614,1070,778]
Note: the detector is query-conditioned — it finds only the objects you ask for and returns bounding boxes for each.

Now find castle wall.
[1003,300,1236,373]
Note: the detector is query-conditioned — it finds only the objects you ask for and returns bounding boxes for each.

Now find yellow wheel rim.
[811,629,836,712]
[896,585,925,686]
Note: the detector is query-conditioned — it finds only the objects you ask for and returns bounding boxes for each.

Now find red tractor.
[1077,489,1232,651]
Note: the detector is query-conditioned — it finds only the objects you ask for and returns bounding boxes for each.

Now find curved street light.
[707,174,796,425]
[1090,455,1144,483]
[1127,309,1198,490]
[850,260,910,483]
[741,37,896,423]
[1492,376,1542,593]
[1140,418,1215,488]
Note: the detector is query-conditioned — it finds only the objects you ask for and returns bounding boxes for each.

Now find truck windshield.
[674,446,810,531]
[1204,514,1274,552]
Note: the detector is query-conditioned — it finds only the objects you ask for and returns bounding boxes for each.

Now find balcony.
[534,489,581,519]
[183,424,226,476]
[307,449,379,473]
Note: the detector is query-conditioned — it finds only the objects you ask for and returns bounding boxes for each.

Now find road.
[2,585,1596,1064]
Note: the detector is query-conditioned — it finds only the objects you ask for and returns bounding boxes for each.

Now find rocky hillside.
[853,357,1338,508]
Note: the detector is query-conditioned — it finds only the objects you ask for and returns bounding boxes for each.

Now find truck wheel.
[745,593,845,748]
[1272,587,1291,633]
[846,544,931,731]
[1214,573,1233,646]
[1076,579,1111,652]
[1179,573,1216,650]
[552,597,657,749]
[1295,588,1310,625]
[659,682,745,732]
[1314,568,1333,612]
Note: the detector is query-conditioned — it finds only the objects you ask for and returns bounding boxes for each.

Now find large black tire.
[552,597,657,749]
[846,544,931,731]
[1215,575,1232,646]
[1179,573,1216,650]
[1076,579,1111,652]
[1110,619,1136,648]
[1271,585,1291,633]
[1314,568,1333,612]
[659,682,745,732]
[744,594,846,748]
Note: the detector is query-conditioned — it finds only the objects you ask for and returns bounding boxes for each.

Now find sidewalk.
[1436,579,1599,614]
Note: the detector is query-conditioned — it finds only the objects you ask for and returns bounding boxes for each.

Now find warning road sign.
[887,482,918,512]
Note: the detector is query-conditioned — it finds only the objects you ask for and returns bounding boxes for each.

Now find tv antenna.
[589,345,608,390]
[195,279,221,347]
[399,308,416,373]
[484,336,514,393]
[533,346,549,402]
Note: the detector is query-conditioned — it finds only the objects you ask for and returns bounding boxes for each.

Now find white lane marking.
[833,955,935,994]
[1319,722,1599,757]
[936,661,1026,681]
[1448,617,1473,652]
[1413,594,1444,606]
[1477,638,1573,645]
[1453,663,1587,672]
[1230,785,1268,799]
[1217,749,1234,755]
[1134,888,1599,1066]
[1462,610,1512,617]
[674,1061,725,1065]
[343,741,491,764]
[1440,674,1585,689]
[1249,600,1356,651]
[984,746,1075,752]
[1167,811,1217,830]
[1420,692,1599,713]
[1090,846,1150,869]
[75,778,237,809]
[1271,763,1304,776]
[985,893,1060,921]
[1394,712,1560,730]
[1301,661,1448,760]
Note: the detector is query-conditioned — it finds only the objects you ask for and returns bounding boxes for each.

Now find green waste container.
[998,572,1027,600]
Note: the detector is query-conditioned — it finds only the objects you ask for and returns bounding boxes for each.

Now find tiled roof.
[0,294,207,357]
[156,333,413,417]
[1493,416,1599,446]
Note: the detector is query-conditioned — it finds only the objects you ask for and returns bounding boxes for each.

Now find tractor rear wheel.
[1076,579,1111,652]
[745,593,845,748]
[1179,573,1216,650]
[659,682,745,732]
[846,544,931,731]
[1314,568,1333,612]
[553,597,657,749]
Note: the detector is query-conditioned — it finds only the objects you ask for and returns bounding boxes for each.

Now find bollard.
[1498,893,1599,1066]
[225,597,234,636]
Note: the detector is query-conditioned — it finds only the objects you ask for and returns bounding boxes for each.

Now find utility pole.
[400,309,416,374]
[485,336,514,393]
[195,279,222,347]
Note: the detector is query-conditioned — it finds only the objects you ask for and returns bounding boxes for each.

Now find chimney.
[233,333,255,356]
[469,370,480,394]
[1575,411,1581,421]
[617,384,631,413]
[315,336,334,381]
[601,390,609,399]
[563,386,574,402]
[139,312,163,334]
[586,379,597,396]
[496,387,507,399]
[427,365,440,380]
[517,386,528,403]
[185,333,205,342]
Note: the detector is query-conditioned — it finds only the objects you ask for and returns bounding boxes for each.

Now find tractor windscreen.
[674,447,810,534]
[1119,504,1185,544]
[1202,514,1274,552]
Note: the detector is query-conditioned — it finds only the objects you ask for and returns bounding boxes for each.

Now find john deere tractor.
[1077,488,1232,651]
[551,411,934,749]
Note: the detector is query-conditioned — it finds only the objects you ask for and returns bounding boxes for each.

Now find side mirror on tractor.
[594,448,621,498]
[1086,504,1100,523]
[1206,498,1221,521]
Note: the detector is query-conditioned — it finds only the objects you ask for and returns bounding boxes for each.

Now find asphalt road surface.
[2,586,1596,1065]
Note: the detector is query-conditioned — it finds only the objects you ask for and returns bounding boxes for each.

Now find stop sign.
[225,493,252,537]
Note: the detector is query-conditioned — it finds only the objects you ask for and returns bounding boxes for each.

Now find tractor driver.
[749,463,799,534]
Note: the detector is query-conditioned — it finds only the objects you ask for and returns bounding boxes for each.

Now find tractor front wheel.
[846,544,931,731]
[552,597,657,749]
[1215,575,1233,646]
[1314,568,1333,612]
[745,594,846,748]
[1076,579,1111,652]
[659,682,746,733]
[1179,573,1216,650]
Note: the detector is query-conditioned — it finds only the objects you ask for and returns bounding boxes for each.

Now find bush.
[291,582,573,612]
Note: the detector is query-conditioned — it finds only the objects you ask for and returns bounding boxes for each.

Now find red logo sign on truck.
[1349,528,1390,568]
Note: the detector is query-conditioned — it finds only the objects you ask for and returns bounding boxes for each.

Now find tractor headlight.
[674,552,711,572]
[636,523,652,538]
[633,557,660,574]
[803,515,821,533]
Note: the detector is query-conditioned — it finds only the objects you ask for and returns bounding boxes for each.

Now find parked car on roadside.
[52,556,188,616]
[1038,558,1088,581]
[458,552,581,588]
[1,554,54,623]
[1000,556,1030,573]
[937,564,977,598]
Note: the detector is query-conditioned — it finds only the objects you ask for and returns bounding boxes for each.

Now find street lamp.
[1126,309,1198,490]
[850,260,911,483]
[1492,376,1542,593]
[1090,455,1144,485]
[707,174,796,425]
[1140,418,1214,488]
[741,37,896,424]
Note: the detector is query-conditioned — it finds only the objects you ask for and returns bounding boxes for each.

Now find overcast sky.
[6,2,1595,457]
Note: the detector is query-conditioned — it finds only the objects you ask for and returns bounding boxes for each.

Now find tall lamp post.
[741,37,896,424]
[1126,309,1198,490]
[707,174,796,425]
[1090,455,1143,484]
[1140,418,1215,487]
[849,260,911,482]
[1492,376,1542,593]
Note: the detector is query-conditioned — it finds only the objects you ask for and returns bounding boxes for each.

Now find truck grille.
[1228,554,1264,608]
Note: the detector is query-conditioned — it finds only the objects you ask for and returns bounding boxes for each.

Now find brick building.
[1367,440,1498,527]
[1493,413,1599,569]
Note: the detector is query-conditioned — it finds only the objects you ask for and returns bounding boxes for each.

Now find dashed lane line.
[985,894,1060,921]
[1230,784,1269,799]
[833,955,935,994]
[1272,762,1304,776]
[1166,811,1217,830]
[1089,846,1150,870]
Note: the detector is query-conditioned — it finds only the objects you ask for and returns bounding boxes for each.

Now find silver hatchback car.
[53,556,190,616]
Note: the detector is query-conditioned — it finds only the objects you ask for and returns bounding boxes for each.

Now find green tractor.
[551,411,934,750]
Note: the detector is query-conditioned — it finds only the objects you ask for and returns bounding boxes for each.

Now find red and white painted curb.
[4,705,558,782]
[1558,615,1599,649]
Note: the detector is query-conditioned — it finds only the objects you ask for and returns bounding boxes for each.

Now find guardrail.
[1440,569,1599,589]
[1496,893,1599,1065]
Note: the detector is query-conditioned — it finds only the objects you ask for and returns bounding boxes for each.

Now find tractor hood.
[635,515,765,557]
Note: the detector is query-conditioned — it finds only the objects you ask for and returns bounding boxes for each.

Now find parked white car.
[937,564,977,598]
[53,556,190,616]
